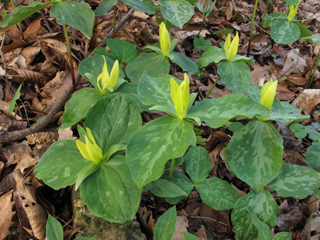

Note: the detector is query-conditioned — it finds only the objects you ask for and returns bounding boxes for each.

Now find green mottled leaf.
[266,163,320,199]
[164,171,194,204]
[171,52,199,74]
[225,121,283,193]
[251,213,272,240]
[261,13,288,28]
[61,88,102,130]
[84,94,142,153]
[154,206,176,240]
[126,53,170,82]
[187,95,270,128]
[244,83,262,102]
[150,179,187,198]
[305,126,320,142]
[34,140,90,190]
[218,60,251,94]
[306,143,320,172]
[285,0,299,5]
[127,116,196,188]
[184,146,212,184]
[75,161,99,190]
[95,0,117,16]
[46,215,63,240]
[300,35,320,43]
[289,123,307,139]
[270,19,300,44]
[196,177,239,210]
[158,0,194,28]
[265,98,309,124]
[122,0,160,14]
[232,190,278,240]
[50,1,94,39]
[181,232,201,240]
[273,232,292,240]
[197,46,226,67]
[81,155,142,224]
[194,37,212,51]
[0,1,52,28]
[104,38,139,63]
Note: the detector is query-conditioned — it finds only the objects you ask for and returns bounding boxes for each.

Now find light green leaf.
[127,116,196,188]
[9,84,22,114]
[61,88,102,130]
[122,0,160,14]
[104,38,139,63]
[84,94,142,153]
[46,215,63,240]
[154,206,177,240]
[305,143,320,172]
[197,46,226,67]
[270,19,300,44]
[232,190,278,240]
[225,121,283,193]
[80,155,142,224]
[273,232,292,240]
[50,1,94,39]
[34,140,91,190]
[0,1,52,28]
[171,52,199,74]
[316,189,320,199]
[305,126,320,142]
[300,35,320,43]
[75,161,99,190]
[164,171,194,204]
[126,53,170,82]
[150,179,187,198]
[181,232,201,240]
[95,0,117,16]
[261,13,288,28]
[244,83,262,102]
[266,163,320,199]
[218,60,251,94]
[184,146,212,184]
[158,0,194,28]
[194,37,212,51]
[250,213,272,240]
[196,177,239,210]
[296,23,312,38]
[187,95,270,128]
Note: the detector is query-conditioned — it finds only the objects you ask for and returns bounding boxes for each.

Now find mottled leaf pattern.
[305,143,320,172]
[127,116,196,188]
[171,52,199,74]
[158,0,194,28]
[187,95,270,128]
[84,94,142,153]
[184,146,213,184]
[251,213,272,240]
[154,206,177,240]
[270,19,300,44]
[95,0,117,16]
[261,13,288,28]
[273,232,292,240]
[225,120,283,193]
[104,39,139,63]
[80,155,142,224]
[266,163,320,199]
[196,177,239,210]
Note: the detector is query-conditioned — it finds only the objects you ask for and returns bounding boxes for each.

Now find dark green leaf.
[122,0,160,14]
[213,29,233,35]
[250,213,272,240]
[181,232,202,240]
[154,206,177,240]
[261,13,288,28]
[171,52,199,74]
[300,35,320,43]
[104,38,139,63]
[273,232,292,240]
[150,179,187,198]
[197,46,226,67]
[296,23,312,38]
[194,36,212,51]
[9,84,22,114]
[285,0,299,5]
[95,0,117,16]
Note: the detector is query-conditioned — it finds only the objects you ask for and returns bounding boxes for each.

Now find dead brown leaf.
[292,89,320,115]
[195,225,208,240]
[0,190,15,240]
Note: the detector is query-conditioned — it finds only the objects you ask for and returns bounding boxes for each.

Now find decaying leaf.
[0,190,15,240]
[172,215,189,240]
[292,89,320,115]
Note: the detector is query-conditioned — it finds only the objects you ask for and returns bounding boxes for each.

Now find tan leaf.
[195,225,208,240]
[0,100,22,120]
[292,89,320,115]
[40,71,67,99]
[20,46,42,66]
[14,68,47,86]
[280,49,308,76]
[308,194,320,215]
[0,190,15,240]
[30,97,48,113]
[172,216,188,240]
[59,127,76,141]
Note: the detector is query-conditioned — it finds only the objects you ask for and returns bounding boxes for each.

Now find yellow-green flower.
[97,56,119,92]
[288,0,302,21]
[76,128,103,164]
[170,74,190,119]
[224,32,239,60]
[159,22,171,56]
[260,78,278,109]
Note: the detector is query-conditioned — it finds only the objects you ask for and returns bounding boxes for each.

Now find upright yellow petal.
[76,140,91,161]
[260,79,278,109]
[228,32,239,60]
[85,136,103,164]
[159,22,171,56]
[108,60,119,89]
[225,34,231,58]
[288,0,301,21]
[182,74,190,115]
[97,56,110,92]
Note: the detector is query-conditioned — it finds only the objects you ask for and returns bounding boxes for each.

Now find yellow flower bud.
[170,74,190,119]
[288,0,302,21]
[159,22,171,56]
[260,79,278,109]
[97,56,119,92]
[76,128,103,164]
[224,32,239,60]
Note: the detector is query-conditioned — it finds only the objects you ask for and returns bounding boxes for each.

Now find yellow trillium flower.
[76,128,103,164]
[159,22,171,56]
[97,56,119,92]
[288,0,302,21]
[224,32,239,61]
[170,74,190,119]
[260,78,278,109]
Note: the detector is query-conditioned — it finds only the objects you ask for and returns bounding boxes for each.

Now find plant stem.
[262,0,270,19]
[246,0,259,57]
[205,76,220,99]
[306,49,320,88]
[63,24,76,92]
[168,158,175,181]
[112,5,117,38]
